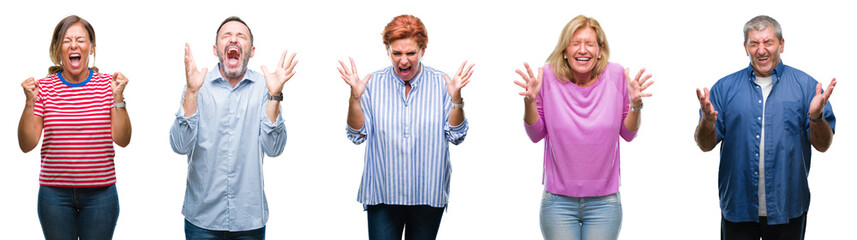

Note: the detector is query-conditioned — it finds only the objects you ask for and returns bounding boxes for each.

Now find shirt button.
[757,117,761,121]
[755,153,759,157]
[754,171,759,175]
[758,100,762,103]
[756,135,760,139]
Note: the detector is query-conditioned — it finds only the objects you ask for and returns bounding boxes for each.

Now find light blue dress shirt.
[170,64,286,231]
[347,64,469,209]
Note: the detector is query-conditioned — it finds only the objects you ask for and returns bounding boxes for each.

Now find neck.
[571,71,596,87]
[61,69,89,83]
[219,68,245,87]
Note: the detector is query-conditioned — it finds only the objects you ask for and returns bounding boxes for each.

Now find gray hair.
[743,15,782,44]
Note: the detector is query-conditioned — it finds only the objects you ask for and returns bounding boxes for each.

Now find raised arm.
[110,72,132,147]
[444,61,474,127]
[623,68,653,132]
[515,62,546,142]
[338,57,371,142]
[170,43,207,154]
[694,87,719,152]
[182,43,207,117]
[17,77,44,152]
[260,50,298,124]
[808,78,836,152]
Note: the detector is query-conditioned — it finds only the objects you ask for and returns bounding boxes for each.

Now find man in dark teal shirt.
[694,15,837,239]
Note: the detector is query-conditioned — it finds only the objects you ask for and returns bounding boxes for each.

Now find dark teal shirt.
[703,62,835,224]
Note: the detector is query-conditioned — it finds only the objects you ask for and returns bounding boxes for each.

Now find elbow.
[812,141,831,153]
[19,142,35,153]
[115,139,130,148]
[695,140,715,152]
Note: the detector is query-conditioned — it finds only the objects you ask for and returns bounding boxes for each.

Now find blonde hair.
[48,15,98,75]
[546,15,609,82]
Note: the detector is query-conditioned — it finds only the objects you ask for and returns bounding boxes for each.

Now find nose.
[755,46,767,56]
[398,57,409,66]
[576,44,587,55]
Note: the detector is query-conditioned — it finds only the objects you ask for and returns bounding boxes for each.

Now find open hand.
[338,57,371,101]
[184,43,207,93]
[261,50,298,96]
[625,68,653,106]
[809,78,836,120]
[696,87,718,122]
[444,61,474,101]
[514,62,543,102]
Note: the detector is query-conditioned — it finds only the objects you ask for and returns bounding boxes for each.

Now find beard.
[217,47,251,80]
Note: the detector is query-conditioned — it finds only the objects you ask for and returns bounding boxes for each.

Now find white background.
[1,0,854,239]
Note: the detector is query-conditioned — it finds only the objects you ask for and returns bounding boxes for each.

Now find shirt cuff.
[175,108,199,125]
[261,113,285,134]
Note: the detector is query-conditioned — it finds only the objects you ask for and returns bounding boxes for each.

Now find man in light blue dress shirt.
[169,16,297,239]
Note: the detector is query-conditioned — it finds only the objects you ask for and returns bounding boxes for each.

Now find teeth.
[70,53,81,57]
[575,58,591,61]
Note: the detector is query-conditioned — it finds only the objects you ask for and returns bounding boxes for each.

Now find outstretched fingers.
[284,51,298,73]
[338,60,351,76]
[823,78,837,99]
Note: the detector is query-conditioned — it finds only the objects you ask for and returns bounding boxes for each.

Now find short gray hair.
[743,15,782,44]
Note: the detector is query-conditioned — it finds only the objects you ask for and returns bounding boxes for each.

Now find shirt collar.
[209,63,257,84]
[748,60,786,84]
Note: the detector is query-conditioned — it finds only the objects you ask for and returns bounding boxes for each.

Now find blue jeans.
[37,185,120,240]
[540,191,622,240]
[184,220,265,240]
[721,212,807,240]
[367,204,445,240]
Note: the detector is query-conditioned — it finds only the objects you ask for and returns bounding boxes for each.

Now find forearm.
[809,119,833,152]
[347,98,365,130]
[17,102,41,152]
[266,99,280,124]
[623,109,641,131]
[182,90,199,117]
[449,95,465,126]
[694,119,718,152]
[111,107,132,147]
[523,98,539,125]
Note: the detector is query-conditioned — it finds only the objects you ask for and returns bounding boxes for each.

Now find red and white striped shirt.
[34,70,116,187]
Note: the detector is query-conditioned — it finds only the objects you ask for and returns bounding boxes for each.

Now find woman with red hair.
[339,14,474,240]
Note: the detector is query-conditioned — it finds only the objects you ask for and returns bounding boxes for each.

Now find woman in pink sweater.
[515,15,653,240]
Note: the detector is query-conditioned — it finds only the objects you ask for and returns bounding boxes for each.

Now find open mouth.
[69,53,82,68]
[398,65,413,78]
[226,46,241,66]
[756,56,769,63]
[574,57,592,65]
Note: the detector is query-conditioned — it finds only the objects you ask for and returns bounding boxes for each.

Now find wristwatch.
[809,112,823,122]
[114,101,126,108]
[630,102,643,112]
[268,92,283,101]
[451,98,464,108]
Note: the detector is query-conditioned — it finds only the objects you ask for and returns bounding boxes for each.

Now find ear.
[386,46,392,57]
[249,46,255,58]
[743,42,750,56]
[90,46,95,56]
[419,48,426,58]
[779,38,785,53]
[212,44,218,57]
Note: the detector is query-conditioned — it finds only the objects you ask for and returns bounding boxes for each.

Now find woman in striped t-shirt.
[17,15,131,240]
